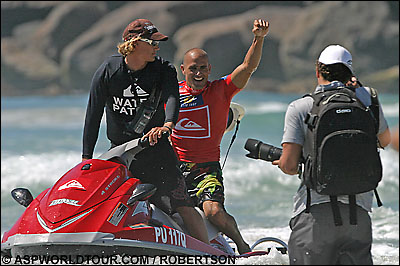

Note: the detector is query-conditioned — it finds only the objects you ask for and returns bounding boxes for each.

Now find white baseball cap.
[318,45,354,74]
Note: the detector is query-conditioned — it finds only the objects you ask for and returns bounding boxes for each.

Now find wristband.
[163,125,172,134]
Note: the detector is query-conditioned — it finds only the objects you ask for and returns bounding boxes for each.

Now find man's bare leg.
[176,206,210,244]
[203,201,251,254]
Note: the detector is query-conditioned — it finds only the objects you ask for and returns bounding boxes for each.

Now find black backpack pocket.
[302,155,316,189]
[316,130,382,195]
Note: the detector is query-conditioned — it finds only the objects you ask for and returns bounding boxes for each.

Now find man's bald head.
[183,48,209,66]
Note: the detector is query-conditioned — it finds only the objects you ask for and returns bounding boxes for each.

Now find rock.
[1,1,398,96]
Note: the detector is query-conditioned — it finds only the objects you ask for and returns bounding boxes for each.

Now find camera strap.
[221,120,240,170]
[145,81,162,108]
[124,79,162,136]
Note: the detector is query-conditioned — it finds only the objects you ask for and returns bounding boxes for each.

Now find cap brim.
[344,64,354,75]
[150,32,168,41]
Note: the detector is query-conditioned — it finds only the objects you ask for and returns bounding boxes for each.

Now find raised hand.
[252,19,269,38]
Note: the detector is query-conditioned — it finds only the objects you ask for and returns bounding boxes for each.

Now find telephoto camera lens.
[244,138,282,162]
[244,139,263,159]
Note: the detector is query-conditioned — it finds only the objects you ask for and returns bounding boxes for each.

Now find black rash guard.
[82,54,179,159]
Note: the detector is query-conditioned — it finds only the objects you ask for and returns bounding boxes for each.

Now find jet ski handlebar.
[98,131,169,166]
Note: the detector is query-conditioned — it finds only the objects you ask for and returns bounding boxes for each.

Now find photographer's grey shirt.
[281,81,389,218]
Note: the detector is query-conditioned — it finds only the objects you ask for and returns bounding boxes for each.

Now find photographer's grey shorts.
[288,202,372,265]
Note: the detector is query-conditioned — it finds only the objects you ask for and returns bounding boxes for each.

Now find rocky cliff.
[1,1,399,96]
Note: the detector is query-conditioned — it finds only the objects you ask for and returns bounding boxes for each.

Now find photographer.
[245,45,390,265]
[82,19,209,244]
[268,45,390,264]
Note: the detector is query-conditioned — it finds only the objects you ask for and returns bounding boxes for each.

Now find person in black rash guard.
[82,18,209,244]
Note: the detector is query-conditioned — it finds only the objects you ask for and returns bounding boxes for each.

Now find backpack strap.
[349,195,357,225]
[305,187,311,213]
[345,86,380,134]
[329,196,343,226]
[368,88,384,208]
[303,93,321,130]
[374,189,383,207]
[302,94,314,215]
[369,87,380,134]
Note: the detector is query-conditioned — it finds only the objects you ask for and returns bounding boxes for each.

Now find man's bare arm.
[231,19,269,89]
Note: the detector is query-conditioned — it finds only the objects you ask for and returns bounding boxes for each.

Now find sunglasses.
[139,38,160,47]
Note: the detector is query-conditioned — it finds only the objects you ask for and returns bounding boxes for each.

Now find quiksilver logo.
[175,118,206,131]
[336,108,352,114]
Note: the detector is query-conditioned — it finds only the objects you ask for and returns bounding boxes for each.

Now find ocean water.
[1,90,399,265]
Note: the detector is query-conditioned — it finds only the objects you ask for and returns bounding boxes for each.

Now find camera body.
[244,138,282,162]
[124,103,156,135]
[129,103,156,134]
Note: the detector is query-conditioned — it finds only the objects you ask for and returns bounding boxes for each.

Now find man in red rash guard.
[171,19,269,254]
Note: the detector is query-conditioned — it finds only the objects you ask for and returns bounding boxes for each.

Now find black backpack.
[302,86,382,226]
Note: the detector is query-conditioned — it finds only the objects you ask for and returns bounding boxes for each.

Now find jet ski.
[1,103,288,259]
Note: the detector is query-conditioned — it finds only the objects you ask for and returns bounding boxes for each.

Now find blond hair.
[117,36,141,56]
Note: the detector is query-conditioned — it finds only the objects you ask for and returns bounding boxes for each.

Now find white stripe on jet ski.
[37,209,93,233]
